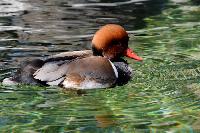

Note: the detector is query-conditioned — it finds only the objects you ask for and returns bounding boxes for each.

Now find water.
[0,0,200,132]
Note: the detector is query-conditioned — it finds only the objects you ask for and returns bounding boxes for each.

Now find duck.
[2,24,142,89]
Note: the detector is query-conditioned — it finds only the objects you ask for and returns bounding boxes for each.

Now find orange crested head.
[92,24,142,61]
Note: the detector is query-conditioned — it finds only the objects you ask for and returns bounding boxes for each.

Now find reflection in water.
[0,0,166,44]
[0,0,30,14]
[1,0,200,132]
[191,0,200,5]
[95,114,116,128]
[0,0,166,67]
[71,0,148,7]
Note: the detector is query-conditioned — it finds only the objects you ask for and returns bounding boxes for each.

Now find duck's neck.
[92,45,102,56]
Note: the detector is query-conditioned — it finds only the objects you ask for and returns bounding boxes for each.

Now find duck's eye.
[111,40,118,45]
[111,40,123,47]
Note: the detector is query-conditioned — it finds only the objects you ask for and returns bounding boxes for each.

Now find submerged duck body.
[3,24,142,89]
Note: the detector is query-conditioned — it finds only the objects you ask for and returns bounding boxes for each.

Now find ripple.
[71,0,147,7]
[54,34,93,39]
[0,46,48,51]
[1,0,200,132]
[0,26,29,31]
[0,0,31,16]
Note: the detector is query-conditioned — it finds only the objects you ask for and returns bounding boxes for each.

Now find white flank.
[62,79,111,89]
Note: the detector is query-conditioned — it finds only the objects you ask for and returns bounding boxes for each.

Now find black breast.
[113,59,132,86]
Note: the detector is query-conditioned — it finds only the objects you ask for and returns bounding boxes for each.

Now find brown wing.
[33,50,93,85]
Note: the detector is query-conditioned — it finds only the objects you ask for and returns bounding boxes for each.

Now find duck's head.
[92,24,142,61]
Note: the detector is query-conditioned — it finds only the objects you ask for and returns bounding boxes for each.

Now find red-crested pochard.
[3,24,142,89]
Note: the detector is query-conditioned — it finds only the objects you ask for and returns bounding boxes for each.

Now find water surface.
[0,0,200,132]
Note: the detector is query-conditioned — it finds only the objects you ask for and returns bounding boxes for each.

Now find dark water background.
[0,0,200,132]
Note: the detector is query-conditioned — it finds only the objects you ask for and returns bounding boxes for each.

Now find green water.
[1,0,200,132]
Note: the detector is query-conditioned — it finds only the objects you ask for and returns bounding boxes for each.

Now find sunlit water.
[0,0,200,132]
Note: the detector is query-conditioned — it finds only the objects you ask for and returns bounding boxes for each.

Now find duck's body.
[3,52,132,89]
[3,24,142,89]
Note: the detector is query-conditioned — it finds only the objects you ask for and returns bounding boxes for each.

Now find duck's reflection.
[95,114,117,128]
[1,0,167,45]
